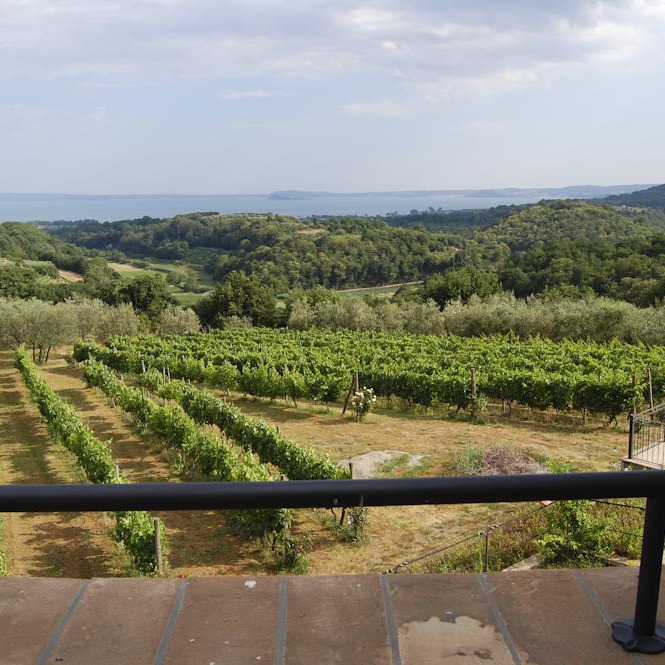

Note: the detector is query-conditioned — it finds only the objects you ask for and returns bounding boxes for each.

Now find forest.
[1,183,665,344]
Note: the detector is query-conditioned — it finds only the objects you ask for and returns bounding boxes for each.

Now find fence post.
[628,414,635,460]
[154,518,163,576]
[612,496,665,653]
[483,531,490,572]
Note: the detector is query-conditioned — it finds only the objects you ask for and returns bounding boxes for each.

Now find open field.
[56,269,84,282]
[336,280,423,298]
[1,349,629,577]
[107,261,146,273]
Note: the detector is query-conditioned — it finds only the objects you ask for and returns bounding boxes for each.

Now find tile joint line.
[478,573,522,665]
[379,573,403,665]
[153,579,189,665]
[273,577,288,665]
[36,579,91,665]
[574,570,645,665]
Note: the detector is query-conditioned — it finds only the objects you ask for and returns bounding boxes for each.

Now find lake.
[0,187,643,222]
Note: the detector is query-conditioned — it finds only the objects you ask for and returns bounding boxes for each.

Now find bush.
[538,500,609,566]
[350,387,376,422]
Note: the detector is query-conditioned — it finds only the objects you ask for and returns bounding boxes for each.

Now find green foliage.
[76,326,658,419]
[424,265,501,305]
[195,271,279,328]
[273,536,310,574]
[82,359,293,538]
[54,212,462,290]
[481,201,648,251]
[337,507,369,544]
[113,511,168,575]
[538,500,609,566]
[0,222,88,272]
[450,445,485,476]
[16,347,166,574]
[119,359,345,481]
[603,183,665,209]
[110,273,175,322]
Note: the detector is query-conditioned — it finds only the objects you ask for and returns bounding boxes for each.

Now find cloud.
[465,120,505,132]
[341,101,415,117]
[1,0,664,106]
[218,89,285,100]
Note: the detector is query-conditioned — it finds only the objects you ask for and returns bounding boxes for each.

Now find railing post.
[612,496,665,653]
[628,414,635,460]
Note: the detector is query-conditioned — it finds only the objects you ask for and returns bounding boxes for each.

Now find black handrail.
[1,471,665,654]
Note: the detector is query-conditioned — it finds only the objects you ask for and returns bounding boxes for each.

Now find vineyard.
[0,330,631,576]
[74,329,665,420]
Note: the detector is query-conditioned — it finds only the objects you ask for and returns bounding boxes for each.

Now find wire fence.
[385,498,646,575]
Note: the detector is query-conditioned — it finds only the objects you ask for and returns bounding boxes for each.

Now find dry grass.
[107,262,145,273]
[57,269,84,282]
[228,394,627,574]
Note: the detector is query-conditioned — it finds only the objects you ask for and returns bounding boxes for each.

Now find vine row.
[16,347,167,574]
[81,358,292,539]
[74,329,662,418]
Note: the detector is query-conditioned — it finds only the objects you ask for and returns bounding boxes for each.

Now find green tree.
[194,272,278,328]
[112,274,174,322]
[424,266,501,305]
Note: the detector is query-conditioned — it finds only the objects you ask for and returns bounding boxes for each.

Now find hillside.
[53,213,464,290]
[0,222,88,272]
[601,184,665,209]
[477,200,649,251]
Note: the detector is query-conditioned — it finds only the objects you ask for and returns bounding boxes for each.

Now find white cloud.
[0,0,663,104]
[218,89,283,100]
[341,101,415,117]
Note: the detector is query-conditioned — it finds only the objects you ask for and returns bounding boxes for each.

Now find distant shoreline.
[0,184,654,223]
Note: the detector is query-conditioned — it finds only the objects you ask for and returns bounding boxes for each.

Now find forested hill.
[600,184,665,209]
[476,200,654,251]
[54,213,464,290]
[384,204,526,232]
[0,222,89,271]
[49,201,665,291]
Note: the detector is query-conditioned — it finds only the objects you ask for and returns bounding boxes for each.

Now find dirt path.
[0,353,119,577]
[38,360,268,577]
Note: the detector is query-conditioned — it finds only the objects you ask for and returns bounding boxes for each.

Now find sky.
[1,0,664,194]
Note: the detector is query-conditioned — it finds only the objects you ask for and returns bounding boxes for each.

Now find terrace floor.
[2,567,665,664]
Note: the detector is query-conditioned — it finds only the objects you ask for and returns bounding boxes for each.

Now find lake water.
[0,191,560,222]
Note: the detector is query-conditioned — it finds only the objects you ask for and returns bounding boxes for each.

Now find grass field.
[336,281,423,298]
[0,349,629,577]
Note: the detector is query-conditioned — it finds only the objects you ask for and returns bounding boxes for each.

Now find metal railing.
[1,471,665,654]
[628,405,665,468]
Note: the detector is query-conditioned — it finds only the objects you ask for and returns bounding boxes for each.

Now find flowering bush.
[350,387,376,422]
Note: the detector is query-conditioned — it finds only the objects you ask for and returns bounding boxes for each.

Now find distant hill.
[478,200,650,251]
[600,184,665,209]
[0,222,89,271]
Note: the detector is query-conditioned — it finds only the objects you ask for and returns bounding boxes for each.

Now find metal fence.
[629,404,665,467]
[1,471,665,654]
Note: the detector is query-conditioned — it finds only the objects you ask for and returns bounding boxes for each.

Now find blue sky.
[1,0,664,194]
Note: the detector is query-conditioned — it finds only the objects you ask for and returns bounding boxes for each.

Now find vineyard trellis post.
[341,371,360,415]
[154,517,163,575]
